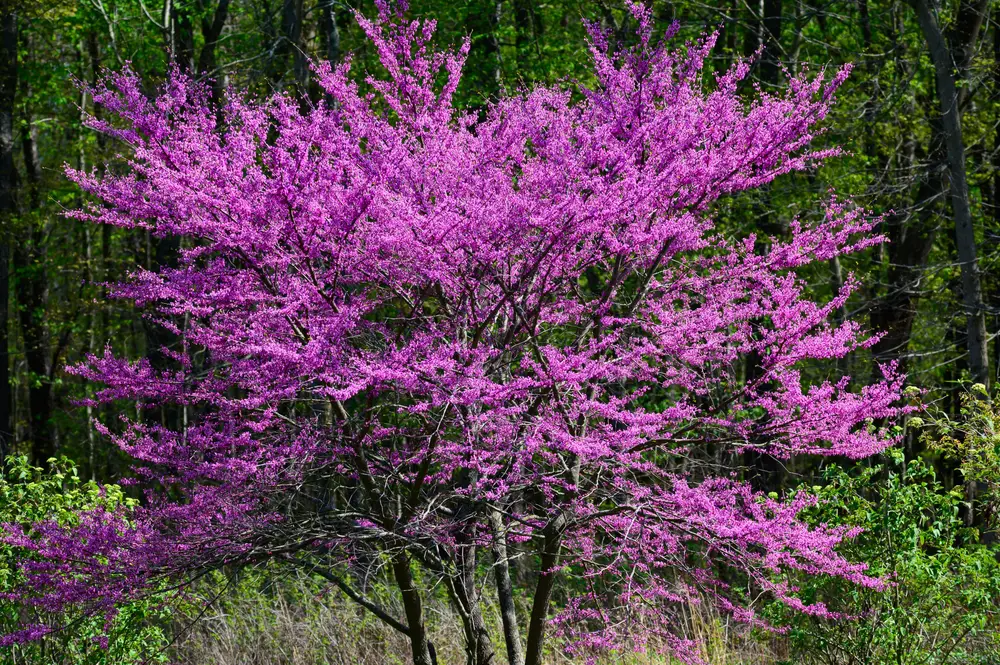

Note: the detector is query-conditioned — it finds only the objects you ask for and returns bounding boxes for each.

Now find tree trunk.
[17,37,54,465]
[0,5,14,461]
[456,542,494,665]
[993,17,1000,388]
[171,1,196,73]
[869,170,942,372]
[319,0,341,65]
[466,0,502,103]
[742,0,763,58]
[490,508,524,665]
[281,0,307,92]
[524,516,564,665]
[197,0,230,110]
[17,91,54,465]
[915,0,990,387]
[513,0,541,63]
[391,553,435,665]
[760,0,782,85]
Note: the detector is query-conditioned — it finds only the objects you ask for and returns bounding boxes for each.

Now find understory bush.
[0,457,169,664]
[775,394,1000,665]
[3,449,998,665]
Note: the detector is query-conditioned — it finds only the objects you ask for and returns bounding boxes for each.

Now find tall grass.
[168,569,781,665]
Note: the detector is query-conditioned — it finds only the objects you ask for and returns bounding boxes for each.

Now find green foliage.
[0,457,169,665]
[774,447,1000,665]
[925,386,1000,519]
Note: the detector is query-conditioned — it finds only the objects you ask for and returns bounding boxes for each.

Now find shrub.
[776,447,1000,665]
[0,457,169,664]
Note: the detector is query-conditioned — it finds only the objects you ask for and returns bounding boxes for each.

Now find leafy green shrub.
[773,444,1000,665]
[0,456,170,665]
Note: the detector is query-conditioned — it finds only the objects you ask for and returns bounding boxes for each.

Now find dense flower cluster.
[3,3,906,663]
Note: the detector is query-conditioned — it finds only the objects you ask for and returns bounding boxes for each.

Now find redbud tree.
[3,3,906,664]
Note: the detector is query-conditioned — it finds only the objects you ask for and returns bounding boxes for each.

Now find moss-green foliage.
[0,457,169,665]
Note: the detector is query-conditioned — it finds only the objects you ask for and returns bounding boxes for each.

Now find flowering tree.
[2,3,906,664]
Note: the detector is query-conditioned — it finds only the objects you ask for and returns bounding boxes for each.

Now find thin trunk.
[760,0,782,85]
[456,542,494,665]
[867,13,939,375]
[513,0,541,65]
[18,90,53,465]
[391,553,435,665]
[197,0,230,110]
[490,0,502,90]
[0,239,7,462]
[147,0,190,421]
[78,40,97,477]
[318,0,341,106]
[171,1,196,73]
[197,0,230,75]
[858,0,872,50]
[869,159,942,372]
[15,243,53,465]
[915,0,990,387]
[993,19,1000,388]
[281,0,307,92]
[319,0,341,65]
[524,515,565,665]
[0,6,13,461]
[88,29,109,479]
[947,0,988,91]
[467,0,502,103]
[743,0,763,58]
[490,508,524,665]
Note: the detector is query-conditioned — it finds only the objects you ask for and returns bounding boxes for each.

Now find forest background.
[2,0,1000,663]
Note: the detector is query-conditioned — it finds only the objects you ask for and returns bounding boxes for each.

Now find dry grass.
[168,572,780,665]
[170,570,468,665]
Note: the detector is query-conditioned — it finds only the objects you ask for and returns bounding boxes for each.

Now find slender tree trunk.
[524,515,565,665]
[319,0,340,65]
[947,0,988,90]
[858,0,872,51]
[760,0,782,85]
[17,88,54,465]
[391,553,435,665]
[171,0,196,73]
[866,11,943,376]
[743,0,763,58]
[141,0,191,390]
[456,541,494,665]
[993,19,1000,388]
[0,5,14,461]
[466,0,502,103]
[77,39,99,477]
[0,240,7,461]
[87,29,111,478]
[869,162,942,372]
[490,508,525,665]
[282,0,307,92]
[513,0,541,64]
[17,38,55,465]
[197,0,230,110]
[915,0,990,387]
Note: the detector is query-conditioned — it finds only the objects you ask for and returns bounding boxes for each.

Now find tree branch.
[289,559,411,636]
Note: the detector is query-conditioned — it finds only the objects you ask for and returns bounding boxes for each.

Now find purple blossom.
[4,3,907,662]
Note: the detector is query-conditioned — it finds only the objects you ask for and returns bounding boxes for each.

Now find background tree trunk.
[915,0,990,387]
[0,5,14,461]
